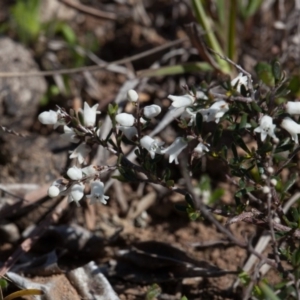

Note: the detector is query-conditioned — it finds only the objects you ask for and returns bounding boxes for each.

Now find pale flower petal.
[280,117,300,144]
[201,100,229,123]
[163,137,188,164]
[86,180,109,205]
[61,125,80,143]
[168,94,194,108]
[231,73,248,93]
[83,102,99,127]
[194,143,210,155]
[285,101,300,115]
[115,113,135,127]
[118,126,138,140]
[254,115,277,142]
[68,183,84,205]
[143,105,161,118]
[38,110,58,125]
[140,135,165,159]
[69,143,91,164]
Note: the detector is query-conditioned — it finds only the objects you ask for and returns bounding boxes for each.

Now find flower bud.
[127,89,139,102]
[48,186,60,198]
[115,113,135,127]
[67,166,83,180]
[143,105,161,118]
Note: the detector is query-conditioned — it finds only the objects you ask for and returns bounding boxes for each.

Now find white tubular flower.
[163,137,188,164]
[68,183,84,205]
[143,105,161,119]
[67,166,83,180]
[86,180,109,205]
[231,73,248,92]
[82,165,97,177]
[201,100,229,123]
[118,126,138,140]
[127,89,139,102]
[194,143,210,155]
[61,125,80,143]
[285,101,300,115]
[69,143,91,164]
[168,94,194,108]
[280,117,300,144]
[115,113,135,127]
[254,115,277,142]
[38,110,64,128]
[83,102,99,127]
[140,135,165,159]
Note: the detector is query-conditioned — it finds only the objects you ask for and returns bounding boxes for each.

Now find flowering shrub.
[39,60,300,297]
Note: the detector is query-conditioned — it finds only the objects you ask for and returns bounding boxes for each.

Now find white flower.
[163,137,188,164]
[140,135,165,159]
[67,166,83,180]
[168,94,194,108]
[48,179,67,198]
[61,125,80,143]
[69,143,91,164]
[118,126,138,140]
[38,110,64,128]
[68,183,85,205]
[201,100,229,123]
[196,91,208,100]
[82,165,97,177]
[143,105,161,119]
[115,113,135,127]
[86,180,109,204]
[254,115,277,142]
[127,89,139,102]
[194,143,210,155]
[280,117,300,144]
[285,101,300,115]
[83,102,99,127]
[231,73,248,93]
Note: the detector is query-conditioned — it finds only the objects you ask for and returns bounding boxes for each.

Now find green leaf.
[166,180,174,188]
[209,188,224,204]
[282,173,297,194]
[272,60,282,82]
[212,124,223,147]
[238,113,248,130]
[145,284,162,300]
[258,282,280,300]
[233,134,251,154]
[250,101,262,112]
[180,296,188,300]
[231,143,238,159]
[195,112,203,135]
[137,62,213,77]
[255,62,275,86]
[0,279,8,288]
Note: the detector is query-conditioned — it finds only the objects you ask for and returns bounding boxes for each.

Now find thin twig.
[0,39,188,78]
[58,0,118,20]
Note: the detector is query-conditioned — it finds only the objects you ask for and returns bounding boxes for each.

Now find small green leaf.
[233,134,251,154]
[255,62,274,86]
[250,101,262,112]
[166,180,174,188]
[239,113,248,130]
[195,112,203,135]
[272,60,282,82]
[145,284,161,300]
[231,143,238,159]
[0,279,8,288]
[212,124,223,146]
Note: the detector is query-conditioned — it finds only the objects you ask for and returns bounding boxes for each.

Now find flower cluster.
[39,103,109,205]
[38,71,300,207]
